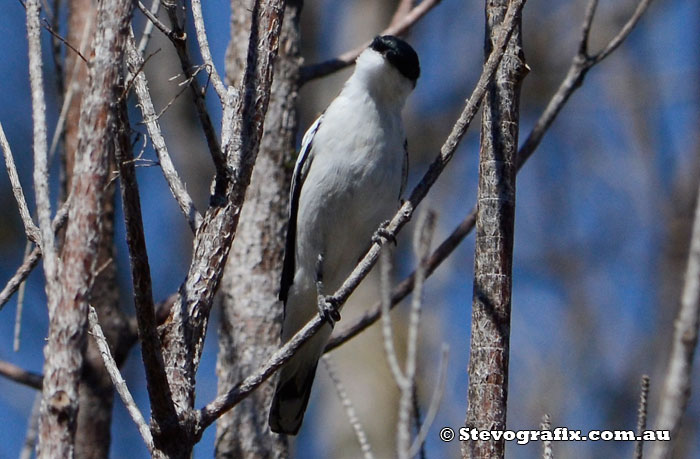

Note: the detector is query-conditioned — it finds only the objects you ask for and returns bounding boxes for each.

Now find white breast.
[295,90,405,292]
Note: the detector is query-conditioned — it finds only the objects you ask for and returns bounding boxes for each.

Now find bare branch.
[322,355,374,459]
[408,344,449,458]
[399,210,435,459]
[196,0,525,430]
[88,306,155,454]
[20,395,42,459]
[0,360,43,389]
[48,13,94,161]
[593,0,653,64]
[126,34,203,232]
[0,122,41,244]
[26,0,60,302]
[578,0,599,57]
[114,95,180,437]
[13,242,33,351]
[541,414,553,459]
[299,0,442,84]
[0,199,69,311]
[159,0,287,444]
[519,0,653,167]
[380,249,406,386]
[37,0,135,454]
[328,0,655,353]
[191,0,227,101]
[651,175,700,459]
[635,375,650,459]
[137,0,175,40]
[137,0,161,55]
[162,1,226,173]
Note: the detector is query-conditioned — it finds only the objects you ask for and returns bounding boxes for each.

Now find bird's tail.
[269,355,319,435]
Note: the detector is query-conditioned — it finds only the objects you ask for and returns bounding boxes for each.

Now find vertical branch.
[158,0,286,450]
[26,0,60,303]
[398,210,435,459]
[651,174,700,459]
[463,0,527,457]
[214,0,300,456]
[114,87,181,448]
[635,375,650,459]
[323,355,374,459]
[37,0,135,456]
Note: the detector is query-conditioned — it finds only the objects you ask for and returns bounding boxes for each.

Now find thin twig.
[13,241,33,352]
[191,0,227,101]
[651,174,700,459]
[0,198,69,311]
[137,0,176,40]
[635,375,650,459]
[327,0,653,353]
[162,1,226,173]
[322,355,374,459]
[114,95,180,435]
[20,394,42,459]
[48,11,94,162]
[0,360,43,389]
[195,0,524,430]
[380,249,406,385]
[137,0,161,55]
[407,344,449,458]
[26,0,60,309]
[398,209,435,459]
[125,34,202,232]
[0,122,41,244]
[299,0,442,84]
[541,414,553,459]
[88,306,155,454]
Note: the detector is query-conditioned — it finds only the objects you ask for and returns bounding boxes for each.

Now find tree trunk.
[37,0,135,456]
[215,1,301,457]
[463,1,526,458]
[61,3,135,457]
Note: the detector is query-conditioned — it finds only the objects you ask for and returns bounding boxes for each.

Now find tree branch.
[0,122,41,244]
[327,0,654,354]
[0,199,69,311]
[157,0,287,448]
[114,92,180,443]
[26,0,60,305]
[0,360,43,389]
[37,0,135,455]
[88,307,155,454]
[125,33,203,232]
[299,0,442,85]
[162,0,226,173]
[196,0,525,430]
[191,0,226,101]
[651,171,700,459]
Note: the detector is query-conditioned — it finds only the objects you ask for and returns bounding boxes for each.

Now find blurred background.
[1,0,699,457]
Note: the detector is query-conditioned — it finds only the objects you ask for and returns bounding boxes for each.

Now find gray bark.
[214,1,301,457]
[463,0,526,458]
[37,0,135,456]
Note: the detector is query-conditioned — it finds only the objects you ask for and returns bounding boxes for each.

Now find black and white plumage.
[269,35,420,436]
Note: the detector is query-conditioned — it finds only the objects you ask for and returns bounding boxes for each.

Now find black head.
[369,35,420,83]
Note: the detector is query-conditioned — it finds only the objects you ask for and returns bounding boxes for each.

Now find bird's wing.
[279,114,324,304]
[400,138,409,199]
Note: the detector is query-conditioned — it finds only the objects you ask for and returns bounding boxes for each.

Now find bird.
[269,35,420,435]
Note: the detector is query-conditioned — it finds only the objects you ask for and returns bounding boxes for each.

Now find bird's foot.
[317,295,341,327]
[372,220,397,246]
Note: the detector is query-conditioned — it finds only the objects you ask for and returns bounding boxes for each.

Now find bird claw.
[372,220,396,246]
[317,296,341,327]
